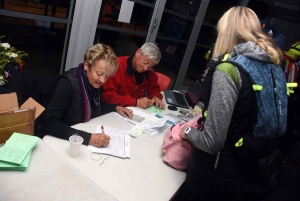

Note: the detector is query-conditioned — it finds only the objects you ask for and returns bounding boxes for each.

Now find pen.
[143,89,148,97]
[101,125,105,134]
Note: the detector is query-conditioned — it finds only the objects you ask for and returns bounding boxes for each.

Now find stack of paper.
[114,108,174,138]
[0,133,39,171]
[114,109,159,128]
[113,108,161,137]
[144,122,172,138]
[162,113,183,125]
[87,126,130,158]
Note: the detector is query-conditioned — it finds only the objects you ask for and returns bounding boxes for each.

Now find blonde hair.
[84,43,118,74]
[213,6,283,65]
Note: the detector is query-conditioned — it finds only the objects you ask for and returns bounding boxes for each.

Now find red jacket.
[102,56,163,106]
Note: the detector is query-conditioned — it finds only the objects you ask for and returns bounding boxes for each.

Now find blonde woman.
[42,43,132,147]
[173,6,285,201]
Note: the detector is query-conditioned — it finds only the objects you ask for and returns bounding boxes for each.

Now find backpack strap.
[287,83,298,96]
[290,42,300,52]
[220,60,258,144]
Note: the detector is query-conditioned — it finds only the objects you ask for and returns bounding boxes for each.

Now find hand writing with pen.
[136,89,152,109]
[136,89,165,109]
[89,133,110,148]
[136,96,165,109]
[137,97,152,109]
[89,106,132,147]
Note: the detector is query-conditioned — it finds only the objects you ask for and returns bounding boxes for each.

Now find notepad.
[0,150,33,171]
[0,133,39,171]
[87,126,130,158]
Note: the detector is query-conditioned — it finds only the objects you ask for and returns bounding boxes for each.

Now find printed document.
[87,126,130,158]
[113,107,160,128]
[114,107,172,137]
[0,133,38,165]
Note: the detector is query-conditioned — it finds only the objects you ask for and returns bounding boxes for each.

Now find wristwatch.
[184,126,193,137]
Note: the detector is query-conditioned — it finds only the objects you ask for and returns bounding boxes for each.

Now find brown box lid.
[0,92,19,112]
[20,97,45,119]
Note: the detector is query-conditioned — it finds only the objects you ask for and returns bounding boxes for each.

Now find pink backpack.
[162,114,203,170]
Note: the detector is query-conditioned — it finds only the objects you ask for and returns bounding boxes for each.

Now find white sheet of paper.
[144,124,172,138]
[87,126,130,158]
[118,0,134,23]
[126,124,146,138]
[113,108,160,129]
[149,119,167,129]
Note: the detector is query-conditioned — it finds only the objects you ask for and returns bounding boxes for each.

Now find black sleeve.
[42,77,92,145]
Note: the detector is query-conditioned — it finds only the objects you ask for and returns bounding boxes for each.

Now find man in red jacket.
[102,43,165,109]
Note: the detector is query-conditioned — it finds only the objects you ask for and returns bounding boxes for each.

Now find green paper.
[0,150,32,171]
[0,133,38,170]
[148,105,163,115]
[127,124,146,138]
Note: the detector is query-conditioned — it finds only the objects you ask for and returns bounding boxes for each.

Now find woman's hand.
[179,124,189,140]
[116,106,133,119]
[89,134,110,147]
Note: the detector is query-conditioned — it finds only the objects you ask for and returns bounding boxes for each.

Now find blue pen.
[143,89,148,97]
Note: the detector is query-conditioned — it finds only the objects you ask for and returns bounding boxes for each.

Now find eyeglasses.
[140,56,156,70]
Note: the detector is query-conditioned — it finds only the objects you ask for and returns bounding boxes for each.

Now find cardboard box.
[0,93,45,143]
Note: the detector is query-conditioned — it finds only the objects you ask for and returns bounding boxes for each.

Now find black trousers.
[172,165,269,201]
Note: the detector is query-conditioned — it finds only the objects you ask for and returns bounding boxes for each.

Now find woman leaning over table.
[172,6,284,201]
[42,43,132,147]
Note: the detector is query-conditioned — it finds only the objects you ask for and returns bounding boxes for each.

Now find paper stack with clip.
[0,132,39,171]
[143,119,172,138]
[114,107,161,137]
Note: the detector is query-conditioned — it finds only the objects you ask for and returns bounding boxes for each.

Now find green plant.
[0,36,28,86]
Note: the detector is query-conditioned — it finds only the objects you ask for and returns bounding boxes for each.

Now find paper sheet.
[113,108,160,129]
[0,133,38,165]
[147,105,163,115]
[144,123,172,138]
[118,0,134,23]
[162,113,183,125]
[114,108,170,138]
[126,124,146,138]
[87,126,130,158]
[0,150,32,171]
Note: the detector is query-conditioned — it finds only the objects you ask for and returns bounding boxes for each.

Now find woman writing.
[42,43,132,147]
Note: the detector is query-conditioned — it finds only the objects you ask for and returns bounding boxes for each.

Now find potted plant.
[0,36,28,86]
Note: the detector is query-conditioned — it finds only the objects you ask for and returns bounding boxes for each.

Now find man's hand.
[179,124,189,140]
[116,106,133,119]
[137,97,152,109]
[151,96,165,110]
[89,134,110,147]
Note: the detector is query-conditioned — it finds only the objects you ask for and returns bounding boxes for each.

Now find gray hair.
[140,43,161,64]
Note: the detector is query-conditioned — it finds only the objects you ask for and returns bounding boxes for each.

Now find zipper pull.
[274,79,278,92]
[278,100,282,115]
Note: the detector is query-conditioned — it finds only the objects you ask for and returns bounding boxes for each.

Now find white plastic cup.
[69,135,84,158]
